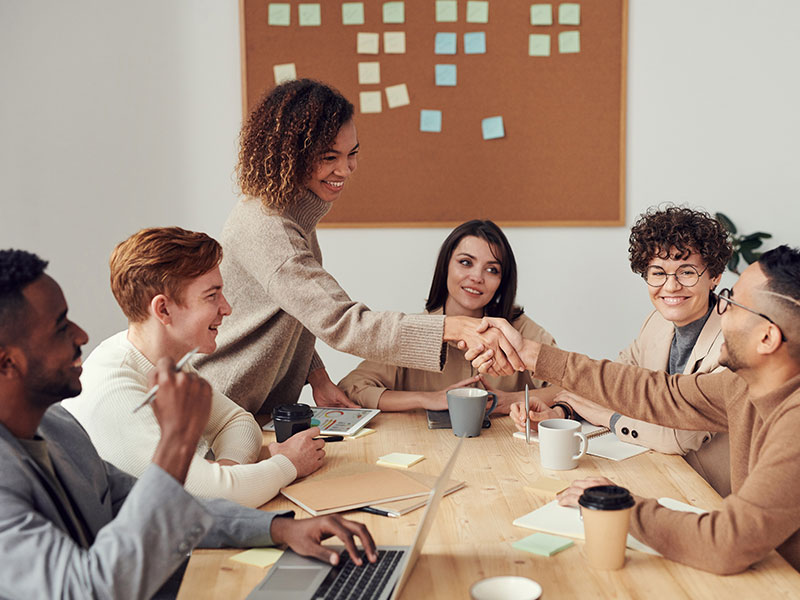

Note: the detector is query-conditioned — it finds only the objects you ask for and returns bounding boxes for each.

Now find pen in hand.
[525,384,530,444]
[132,347,200,414]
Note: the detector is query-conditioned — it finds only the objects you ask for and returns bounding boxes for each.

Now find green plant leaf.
[739,238,763,251]
[727,254,740,274]
[715,212,737,234]
[742,232,772,241]
[741,247,761,264]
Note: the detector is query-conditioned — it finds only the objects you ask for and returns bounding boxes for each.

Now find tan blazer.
[338,308,556,408]
[614,308,731,496]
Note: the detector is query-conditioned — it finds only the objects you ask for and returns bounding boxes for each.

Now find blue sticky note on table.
[383,1,405,24]
[512,533,574,557]
[435,64,457,86]
[481,116,504,140]
[420,110,442,133]
[435,32,457,55]
[558,30,580,54]
[464,32,486,54]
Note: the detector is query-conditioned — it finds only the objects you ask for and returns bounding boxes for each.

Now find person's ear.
[149,294,172,326]
[756,323,783,357]
[709,272,723,290]
[0,346,26,380]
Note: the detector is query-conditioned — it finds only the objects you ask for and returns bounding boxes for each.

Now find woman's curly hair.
[628,205,733,277]
[237,79,354,209]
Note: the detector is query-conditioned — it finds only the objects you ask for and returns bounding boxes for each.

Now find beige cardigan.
[535,343,800,574]
[614,308,731,496]
[338,308,556,408]
[194,193,445,415]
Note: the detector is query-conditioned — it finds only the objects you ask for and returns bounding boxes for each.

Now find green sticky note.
[436,0,457,22]
[558,30,580,54]
[466,1,489,23]
[420,110,442,133]
[512,533,574,557]
[268,3,291,26]
[528,34,550,57]
[530,4,552,26]
[558,3,580,25]
[383,1,405,23]
[229,548,284,568]
[298,3,321,26]
[342,2,365,25]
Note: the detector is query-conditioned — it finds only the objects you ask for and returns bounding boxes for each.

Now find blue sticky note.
[383,1,405,23]
[481,116,504,140]
[464,31,486,54]
[420,110,442,133]
[558,30,580,54]
[435,64,457,86]
[435,32,457,55]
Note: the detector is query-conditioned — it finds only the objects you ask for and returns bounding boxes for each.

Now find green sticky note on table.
[298,4,321,26]
[383,1,405,23]
[229,548,284,568]
[342,2,365,25]
[530,4,552,26]
[528,34,550,57]
[435,0,457,22]
[558,30,580,54]
[268,3,291,26]
[466,1,489,23]
[513,533,574,557]
[558,3,580,25]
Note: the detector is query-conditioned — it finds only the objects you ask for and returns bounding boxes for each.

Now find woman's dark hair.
[237,79,354,210]
[628,205,732,277]
[425,220,524,321]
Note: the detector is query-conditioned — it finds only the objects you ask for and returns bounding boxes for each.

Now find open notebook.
[513,420,649,461]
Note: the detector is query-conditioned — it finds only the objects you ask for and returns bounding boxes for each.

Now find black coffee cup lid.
[578,485,635,511]
[272,403,314,420]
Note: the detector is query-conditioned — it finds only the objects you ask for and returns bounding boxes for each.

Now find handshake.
[444,316,541,376]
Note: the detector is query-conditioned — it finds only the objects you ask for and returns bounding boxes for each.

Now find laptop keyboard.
[314,549,404,600]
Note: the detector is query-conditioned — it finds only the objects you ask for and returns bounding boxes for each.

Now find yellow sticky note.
[229,548,284,568]
[357,32,380,55]
[377,452,424,468]
[346,427,375,440]
[359,91,382,113]
[526,477,569,495]
[273,63,297,85]
[383,31,406,54]
[383,1,405,24]
[385,83,410,109]
[466,0,489,23]
[358,62,381,85]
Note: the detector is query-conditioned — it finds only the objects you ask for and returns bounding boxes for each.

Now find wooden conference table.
[178,412,800,599]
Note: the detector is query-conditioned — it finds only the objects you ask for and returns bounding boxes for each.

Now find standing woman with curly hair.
[511,206,734,496]
[193,79,521,416]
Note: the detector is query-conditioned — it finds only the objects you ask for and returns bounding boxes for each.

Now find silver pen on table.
[525,384,530,444]
[132,347,200,413]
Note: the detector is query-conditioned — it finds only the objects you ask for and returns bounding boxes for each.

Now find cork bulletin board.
[240,0,627,227]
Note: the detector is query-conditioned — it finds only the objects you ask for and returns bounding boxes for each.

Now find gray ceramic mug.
[447,388,497,437]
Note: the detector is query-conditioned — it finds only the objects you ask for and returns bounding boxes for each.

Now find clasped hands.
[447,315,530,376]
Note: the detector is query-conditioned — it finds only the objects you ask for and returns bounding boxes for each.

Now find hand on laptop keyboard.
[270,514,378,566]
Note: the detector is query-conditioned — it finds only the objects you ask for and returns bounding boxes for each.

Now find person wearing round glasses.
[511,206,733,496]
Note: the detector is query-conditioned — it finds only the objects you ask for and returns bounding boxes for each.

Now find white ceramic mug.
[538,418,587,470]
[470,576,542,600]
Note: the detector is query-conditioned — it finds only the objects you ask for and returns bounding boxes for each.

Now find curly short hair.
[237,79,354,210]
[628,206,732,277]
[0,249,49,343]
[110,227,222,323]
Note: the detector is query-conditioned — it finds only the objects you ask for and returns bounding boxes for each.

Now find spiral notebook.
[512,420,649,461]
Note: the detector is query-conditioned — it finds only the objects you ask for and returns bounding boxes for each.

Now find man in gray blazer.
[0,249,376,599]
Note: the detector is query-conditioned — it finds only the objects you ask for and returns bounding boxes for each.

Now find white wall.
[3,1,799,399]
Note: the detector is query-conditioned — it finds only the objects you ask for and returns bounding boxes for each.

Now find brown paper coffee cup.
[579,485,635,570]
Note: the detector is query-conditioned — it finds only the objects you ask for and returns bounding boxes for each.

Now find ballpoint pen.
[358,506,398,518]
[525,384,530,444]
[132,347,200,413]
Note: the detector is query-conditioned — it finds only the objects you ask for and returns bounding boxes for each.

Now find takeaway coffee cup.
[469,576,542,600]
[446,388,497,437]
[537,418,587,470]
[579,485,636,570]
[272,403,313,443]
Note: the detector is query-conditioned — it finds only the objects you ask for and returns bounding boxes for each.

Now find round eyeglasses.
[644,265,708,288]
[716,288,787,342]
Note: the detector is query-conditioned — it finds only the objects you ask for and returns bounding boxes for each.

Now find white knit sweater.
[62,331,296,508]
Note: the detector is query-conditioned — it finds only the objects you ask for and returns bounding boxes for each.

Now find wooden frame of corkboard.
[239,0,627,227]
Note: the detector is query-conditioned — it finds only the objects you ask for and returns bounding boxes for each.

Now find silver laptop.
[246,438,464,600]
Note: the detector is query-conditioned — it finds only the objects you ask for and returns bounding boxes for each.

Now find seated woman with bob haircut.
[338,220,560,414]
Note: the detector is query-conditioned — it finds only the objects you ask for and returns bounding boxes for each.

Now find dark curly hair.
[628,206,732,277]
[425,220,524,321]
[237,79,354,210]
[0,249,49,343]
